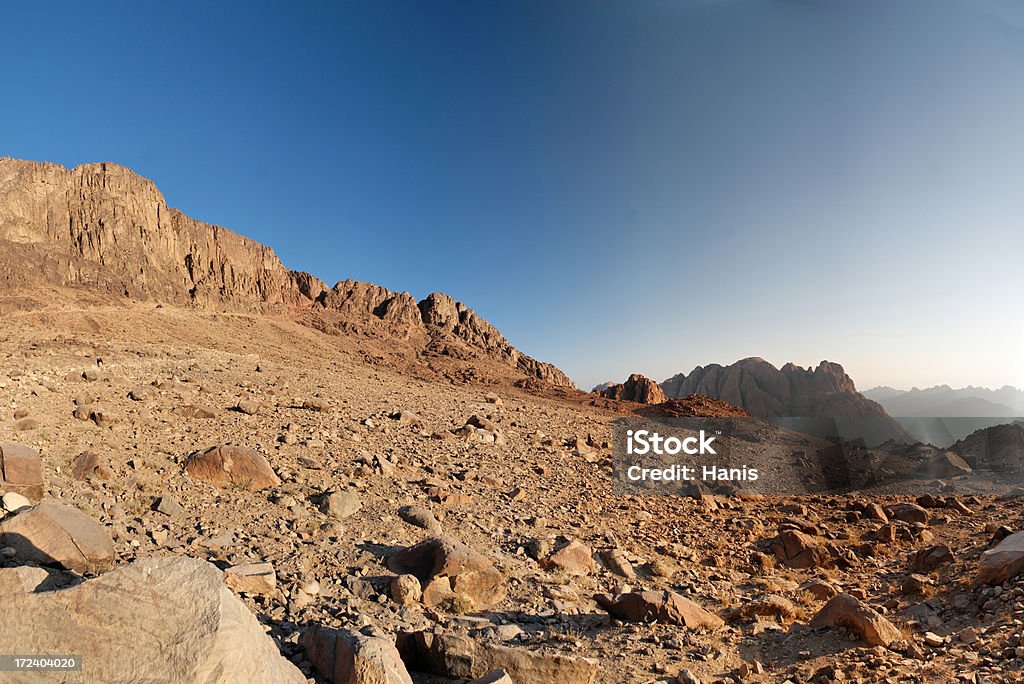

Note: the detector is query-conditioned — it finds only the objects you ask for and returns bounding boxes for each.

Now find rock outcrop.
[596,374,667,404]
[0,556,306,683]
[0,158,574,388]
[661,358,909,444]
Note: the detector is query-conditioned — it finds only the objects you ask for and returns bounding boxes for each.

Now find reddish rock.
[183,445,280,490]
[808,594,902,647]
[595,590,724,629]
[979,531,1024,585]
[0,443,44,501]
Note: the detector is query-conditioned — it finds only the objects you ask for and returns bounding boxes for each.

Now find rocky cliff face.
[661,358,909,442]
[0,158,324,311]
[596,374,667,404]
[0,158,574,388]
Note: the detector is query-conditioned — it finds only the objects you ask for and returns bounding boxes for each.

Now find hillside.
[0,158,573,389]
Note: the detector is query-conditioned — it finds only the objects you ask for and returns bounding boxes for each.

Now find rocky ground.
[3,300,1024,683]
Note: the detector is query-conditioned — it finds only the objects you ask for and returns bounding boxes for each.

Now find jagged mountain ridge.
[0,157,573,387]
[661,357,911,444]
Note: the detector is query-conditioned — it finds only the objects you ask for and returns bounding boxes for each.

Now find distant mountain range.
[863,385,1024,417]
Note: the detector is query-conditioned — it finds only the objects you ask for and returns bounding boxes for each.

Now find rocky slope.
[0,158,572,388]
[661,358,910,445]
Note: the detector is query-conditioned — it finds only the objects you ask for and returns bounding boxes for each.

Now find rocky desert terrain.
[3,159,1024,684]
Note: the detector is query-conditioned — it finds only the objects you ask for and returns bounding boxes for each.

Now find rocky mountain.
[950,423,1024,471]
[864,385,1024,417]
[0,158,572,388]
[595,374,667,404]
[661,357,910,445]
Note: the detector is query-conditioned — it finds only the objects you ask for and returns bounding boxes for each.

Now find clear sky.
[3,1,1023,392]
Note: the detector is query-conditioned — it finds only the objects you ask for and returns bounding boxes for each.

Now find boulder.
[595,590,724,629]
[390,574,422,607]
[769,530,828,569]
[911,545,954,572]
[542,540,595,576]
[979,531,1024,585]
[808,593,902,647]
[398,631,597,684]
[184,445,280,490]
[302,626,412,684]
[71,451,114,481]
[0,556,305,683]
[885,503,929,526]
[386,537,506,610]
[0,502,114,574]
[321,491,362,519]
[0,444,44,501]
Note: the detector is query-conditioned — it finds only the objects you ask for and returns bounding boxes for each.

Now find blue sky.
[3,1,1023,391]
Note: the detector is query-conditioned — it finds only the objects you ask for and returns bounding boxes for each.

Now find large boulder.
[0,556,305,683]
[769,530,828,569]
[979,531,1024,585]
[0,444,44,501]
[0,502,114,574]
[398,631,597,684]
[595,590,724,629]
[184,445,280,490]
[302,626,412,684]
[808,593,902,647]
[386,537,506,610]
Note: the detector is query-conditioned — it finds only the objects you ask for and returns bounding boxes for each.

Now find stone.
[224,561,277,596]
[398,504,441,533]
[184,445,280,490]
[0,556,305,683]
[391,574,422,606]
[303,398,329,412]
[808,593,902,647]
[128,386,151,401]
[770,530,827,569]
[912,545,954,572]
[2,491,32,513]
[236,400,260,415]
[155,495,183,516]
[797,579,839,600]
[923,631,944,647]
[387,537,506,610]
[677,669,702,684]
[542,540,595,576]
[0,502,114,574]
[398,630,597,684]
[484,393,503,406]
[176,404,219,419]
[595,590,724,629]
[471,670,513,684]
[600,548,637,579]
[885,503,930,526]
[979,531,1024,585]
[321,490,362,519]
[0,565,56,593]
[0,444,44,501]
[71,450,114,481]
[302,626,412,684]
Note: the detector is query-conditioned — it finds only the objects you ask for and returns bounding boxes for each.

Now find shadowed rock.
[0,501,114,574]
